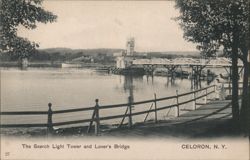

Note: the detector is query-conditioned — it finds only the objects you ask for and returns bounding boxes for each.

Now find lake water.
[1,67,217,126]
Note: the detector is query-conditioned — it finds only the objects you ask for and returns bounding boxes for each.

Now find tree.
[175,0,249,134]
[0,0,57,59]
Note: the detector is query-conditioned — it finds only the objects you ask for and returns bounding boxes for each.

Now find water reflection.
[146,74,154,84]
[1,68,211,111]
[121,73,206,103]
[165,76,178,88]
[122,75,144,103]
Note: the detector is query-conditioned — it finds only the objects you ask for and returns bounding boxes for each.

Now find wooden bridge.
[0,84,235,136]
[133,57,243,67]
[132,57,244,80]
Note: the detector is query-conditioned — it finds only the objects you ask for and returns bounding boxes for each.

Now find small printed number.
[5,152,10,156]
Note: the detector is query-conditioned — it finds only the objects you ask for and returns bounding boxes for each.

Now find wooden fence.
[0,85,217,135]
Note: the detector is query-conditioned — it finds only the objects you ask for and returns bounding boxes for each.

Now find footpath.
[103,100,237,138]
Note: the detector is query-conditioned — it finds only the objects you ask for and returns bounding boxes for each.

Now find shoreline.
[0,61,115,68]
[0,118,244,139]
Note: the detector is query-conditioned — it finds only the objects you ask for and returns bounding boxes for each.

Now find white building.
[126,37,135,56]
[116,37,136,69]
[116,56,134,69]
[21,58,28,69]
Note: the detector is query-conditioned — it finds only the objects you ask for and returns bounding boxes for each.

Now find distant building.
[116,56,134,69]
[21,58,28,69]
[126,37,135,56]
[113,51,123,57]
[116,38,135,69]
[91,58,94,63]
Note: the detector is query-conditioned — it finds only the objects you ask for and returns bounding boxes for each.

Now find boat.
[61,63,82,68]
[174,70,189,78]
[175,70,189,79]
[94,67,111,73]
[154,70,168,76]
[120,67,145,75]
[111,66,145,75]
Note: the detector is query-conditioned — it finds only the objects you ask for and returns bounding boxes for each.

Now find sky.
[17,1,197,52]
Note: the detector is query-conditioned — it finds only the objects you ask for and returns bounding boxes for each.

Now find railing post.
[175,90,180,117]
[192,90,196,110]
[128,96,133,128]
[221,83,226,100]
[94,99,100,136]
[204,88,207,104]
[87,107,96,134]
[213,85,216,98]
[47,103,53,135]
[229,82,232,95]
[154,93,158,123]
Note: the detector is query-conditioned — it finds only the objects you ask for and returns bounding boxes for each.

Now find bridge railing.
[217,81,248,95]
[0,85,216,135]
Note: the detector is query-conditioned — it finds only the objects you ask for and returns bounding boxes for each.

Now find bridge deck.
[132,58,243,67]
[105,100,233,137]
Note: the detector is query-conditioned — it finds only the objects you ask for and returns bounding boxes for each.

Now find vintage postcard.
[0,0,249,160]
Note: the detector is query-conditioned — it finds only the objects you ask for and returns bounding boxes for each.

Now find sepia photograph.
[0,0,249,159]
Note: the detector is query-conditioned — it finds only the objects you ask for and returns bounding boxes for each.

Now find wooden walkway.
[104,100,233,137]
[174,100,232,123]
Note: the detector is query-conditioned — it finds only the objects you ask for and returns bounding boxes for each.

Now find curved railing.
[0,85,217,135]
